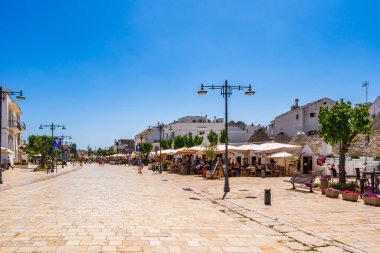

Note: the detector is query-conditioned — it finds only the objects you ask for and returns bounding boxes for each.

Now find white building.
[135,116,261,147]
[1,91,26,163]
[369,96,380,118]
[268,98,335,138]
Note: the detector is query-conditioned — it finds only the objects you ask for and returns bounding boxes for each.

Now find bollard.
[265,189,271,205]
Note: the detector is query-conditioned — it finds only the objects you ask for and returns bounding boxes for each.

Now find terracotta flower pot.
[325,189,340,198]
[342,192,359,202]
[363,196,380,207]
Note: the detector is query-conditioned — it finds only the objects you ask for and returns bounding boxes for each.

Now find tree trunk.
[338,143,346,184]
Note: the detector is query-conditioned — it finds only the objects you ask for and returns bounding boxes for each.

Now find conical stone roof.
[249,128,271,144]
[274,132,291,144]
[290,132,310,147]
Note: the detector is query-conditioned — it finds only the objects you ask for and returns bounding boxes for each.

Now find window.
[296,114,299,120]
[199,131,205,135]
[188,132,192,137]
[310,113,315,118]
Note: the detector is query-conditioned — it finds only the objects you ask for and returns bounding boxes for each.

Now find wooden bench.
[284,173,317,192]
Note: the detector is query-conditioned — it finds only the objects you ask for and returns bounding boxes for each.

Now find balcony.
[9,120,22,133]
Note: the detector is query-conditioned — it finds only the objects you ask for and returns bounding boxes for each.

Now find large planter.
[363,196,380,207]
[342,192,359,202]
[320,179,329,189]
[325,189,340,198]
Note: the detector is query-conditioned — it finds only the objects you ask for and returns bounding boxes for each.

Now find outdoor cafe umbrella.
[214,144,246,154]
[1,147,13,154]
[252,142,301,154]
[110,154,127,158]
[270,152,297,176]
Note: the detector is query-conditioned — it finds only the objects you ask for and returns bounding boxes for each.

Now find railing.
[9,120,21,131]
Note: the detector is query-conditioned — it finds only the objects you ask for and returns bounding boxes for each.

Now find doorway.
[303,156,313,174]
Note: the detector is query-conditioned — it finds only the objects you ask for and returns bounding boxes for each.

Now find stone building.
[268,98,335,138]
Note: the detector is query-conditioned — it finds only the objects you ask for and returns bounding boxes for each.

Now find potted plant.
[363,193,380,207]
[325,188,340,198]
[341,190,359,202]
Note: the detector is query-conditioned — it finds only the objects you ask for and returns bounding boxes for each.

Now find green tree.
[173,136,185,149]
[185,135,194,147]
[207,130,218,146]
[26,135,54,169]
[194,136,204,146]
[160,139,173,150]
[219,129,228,144]
[319,100,373,183]
[141,142,153,156]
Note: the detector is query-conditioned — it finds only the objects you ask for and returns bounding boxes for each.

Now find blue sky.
[1,0,380,149]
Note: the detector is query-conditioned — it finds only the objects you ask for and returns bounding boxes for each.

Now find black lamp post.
[0,87,25,184]
[149,122,164,173]
[198,80,255,199]
[60,135,71,168]
[39,123,66,173]
[362,81,370,168]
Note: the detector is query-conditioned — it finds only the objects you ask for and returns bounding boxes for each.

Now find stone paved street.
[162,172,380,253]
[0,164,296,253]
[0,165,81,192]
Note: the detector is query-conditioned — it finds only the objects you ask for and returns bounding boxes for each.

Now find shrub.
[162,160,172,169]
[330,182,357,191]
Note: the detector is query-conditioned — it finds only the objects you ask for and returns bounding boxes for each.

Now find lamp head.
[245,85,255,96]
[62,125,66,130]
[39,125,43,130]
[197,84,207,95]
[16,91,26,100]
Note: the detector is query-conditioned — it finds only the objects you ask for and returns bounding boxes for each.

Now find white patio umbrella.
[238,144,261,151]
[252,142,301,153]
[111,154,127,158]
[270,152,296,158]
[160,149,176,155]
[1,147,13,154]
[215,144,246,154]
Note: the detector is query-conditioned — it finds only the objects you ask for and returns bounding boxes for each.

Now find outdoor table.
[361,171,380,194]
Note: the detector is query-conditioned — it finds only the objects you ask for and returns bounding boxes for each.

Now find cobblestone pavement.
[161,171,380,253]
[0,164,81,192]
[0,164,297,253]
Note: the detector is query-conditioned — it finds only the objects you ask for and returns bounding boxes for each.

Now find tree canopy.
[141,142,153,155]
[207,130,218,146]
[219,129,228,144]
[319,100,373,183]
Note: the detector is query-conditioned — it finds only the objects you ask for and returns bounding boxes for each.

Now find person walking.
[185,156,191,175]
[7,157,13,170]
[137,158,143,174]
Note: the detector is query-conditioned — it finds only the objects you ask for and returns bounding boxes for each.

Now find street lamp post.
[60,135,71,168]
[39,123,66,173]
[0,87,25,184]
[362,81,370,168]
[198,80,255,199]
[149,122,164,173]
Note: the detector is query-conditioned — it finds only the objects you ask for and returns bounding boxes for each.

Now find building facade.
[268,98,335,138]
[112,139,135,153]
[135,116,261,148]
[369,96,380,119]
[1,91,26,163]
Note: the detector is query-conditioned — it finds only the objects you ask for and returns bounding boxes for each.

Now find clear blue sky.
[1,0,379,149]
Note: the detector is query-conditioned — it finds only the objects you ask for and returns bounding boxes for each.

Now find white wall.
[369,96,380,118]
